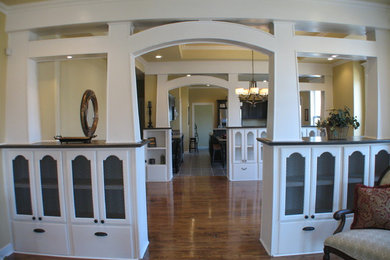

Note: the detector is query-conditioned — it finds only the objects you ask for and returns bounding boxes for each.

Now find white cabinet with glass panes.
[230,128,258,181]
[6,150,69,255]
[65,150,132,259]
[278,147,341,255]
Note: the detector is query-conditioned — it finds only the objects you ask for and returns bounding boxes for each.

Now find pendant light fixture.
[235,50,268,107]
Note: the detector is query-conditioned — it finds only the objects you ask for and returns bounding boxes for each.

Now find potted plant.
[316,107,360,140]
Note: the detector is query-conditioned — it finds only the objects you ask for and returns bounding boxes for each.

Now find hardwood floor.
[6,151,330,259]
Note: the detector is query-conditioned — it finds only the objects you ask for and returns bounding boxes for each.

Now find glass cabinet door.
[67,151,98,223]
[245,130,257,163]
[10,152,35,218]
[343,146,369,209]
[311,147,340,218]
[97,151,129,224]
[233,130,243,163]
[281,148,310,219]
[103,156,125,219]
[35,151,65,222]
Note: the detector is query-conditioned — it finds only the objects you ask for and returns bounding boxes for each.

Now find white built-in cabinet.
[278,147,341,255]
[143,128,172,182]
[65,150,132,259]
[230,128,259,181]
[7,150,69,255]
[261,141,386,256]
[6,148,137,259]
[228,127,267,181]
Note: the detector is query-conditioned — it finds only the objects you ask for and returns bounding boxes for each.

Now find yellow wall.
[144,75,157,129]
[169,88,180,130]
[38,59,107,140]
[188,87,228,137]
[332,61,365,136]
[0,11,11,250]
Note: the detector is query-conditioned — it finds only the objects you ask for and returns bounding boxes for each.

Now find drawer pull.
[94,232,108,237]
[33,228,45,233]
[241,167,247,170]
[302,226,315,231]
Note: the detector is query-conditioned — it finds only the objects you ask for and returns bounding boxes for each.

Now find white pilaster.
[155,75,170,127]
[5,31,32,143]
[375,29,390,139]
[227,73,241,127]
[362,58,379,138]
[267,22,301,141]
[106,22,140,142]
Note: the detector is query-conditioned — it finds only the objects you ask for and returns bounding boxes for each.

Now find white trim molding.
[0,243,13,259]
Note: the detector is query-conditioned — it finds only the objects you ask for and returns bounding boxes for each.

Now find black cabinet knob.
[311,215,315,219]
[38,217,42,221]
[33,228,45,233]
[32,216,36,220]
[304,215,309,219]
[94,219,98,223]
[101,220,105,224]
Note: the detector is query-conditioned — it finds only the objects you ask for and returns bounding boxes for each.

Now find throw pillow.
[351,184,390,230]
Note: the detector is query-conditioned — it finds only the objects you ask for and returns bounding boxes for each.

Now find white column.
[267,22,301,141]
[5,31,39,143]
[362,58,379,138]
[227,73,241,127]
[375,29,390,139]
[106,22,140,142]
[155,74,170,127]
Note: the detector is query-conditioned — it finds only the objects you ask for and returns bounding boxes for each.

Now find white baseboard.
[0,243,13,259]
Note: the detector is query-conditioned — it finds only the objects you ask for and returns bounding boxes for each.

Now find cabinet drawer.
[72,225,132,258]
[233,164,258,181]
[278,219,337,255]
[12,221,69,255]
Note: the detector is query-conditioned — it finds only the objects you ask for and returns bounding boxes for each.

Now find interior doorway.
[192,103,213,149]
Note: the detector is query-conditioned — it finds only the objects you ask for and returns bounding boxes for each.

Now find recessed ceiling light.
[155,55,162,59]
[331,55,338,58]
[263,80,267,83]
[328,58,334,61]
[186,74,191,77]
[67,55,73,59]
[206,84,210,86]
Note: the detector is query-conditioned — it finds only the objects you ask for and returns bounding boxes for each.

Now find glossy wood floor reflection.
[143,175,324,259]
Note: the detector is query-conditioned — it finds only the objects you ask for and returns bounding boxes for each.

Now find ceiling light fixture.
[331,55,338,58]
[67,55,73,59]
[155,55,162,59]
[235,50,268,107]
[328,57,334,61]
[186,74,191,77]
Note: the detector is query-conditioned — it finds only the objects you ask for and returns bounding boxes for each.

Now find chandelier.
[235,50,268,107]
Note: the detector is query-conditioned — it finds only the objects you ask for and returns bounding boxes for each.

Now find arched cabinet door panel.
[34,151,66,222]
[97,150,130,225]
[310,147,341,220]
[280,147,311,221]
[342,146,369,210]
[65,151,99,224]
[7,151,35,220]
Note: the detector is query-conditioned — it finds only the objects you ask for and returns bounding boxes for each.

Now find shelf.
[286,176,305,188]
[146,147,166,150]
